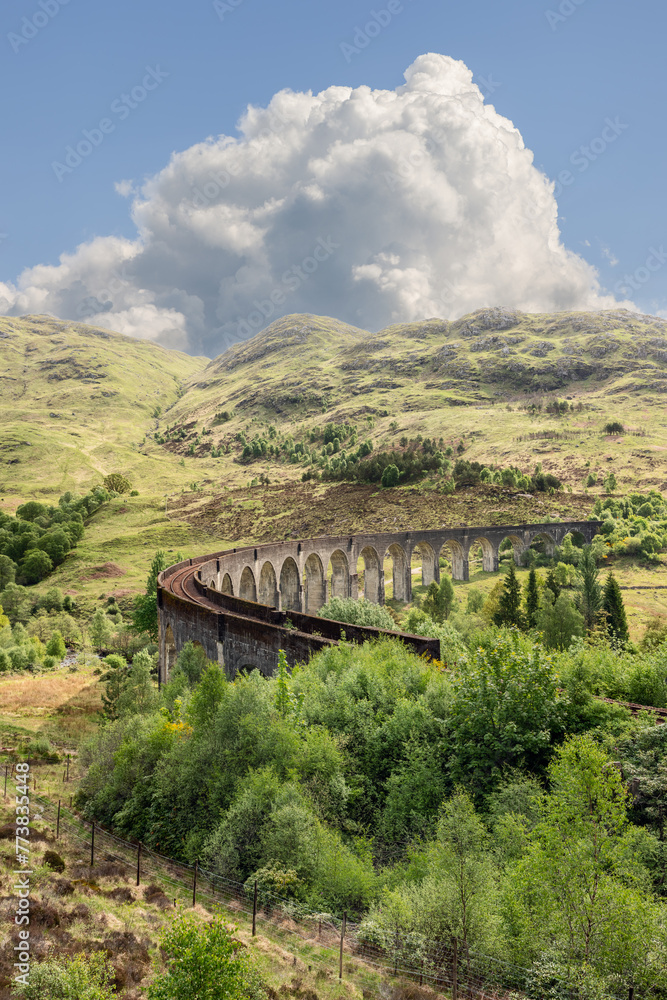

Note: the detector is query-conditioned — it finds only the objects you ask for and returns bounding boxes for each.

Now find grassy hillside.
[0,315,207,499]
[162,307,667,494]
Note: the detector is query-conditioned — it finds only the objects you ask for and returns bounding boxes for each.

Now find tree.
[0,554,16,590]
[101,658,129,720]
[187,662,227,728]
[422,575,455,623]
[450,633,567,799]
[576,544,603,630]
[619,725,667,843]
[20,549,53,584]
[604,471,618,494]
[14,500,47,522]
[274,648,304,723]
[403,792,498,955]
[37,586,64,613]
[103,472,132,494]
[114,650,160,718]
[381,463,400,488]
[131,550,168,641]
[544,568,560,600]
[45,631,66,661]
[466,588,484,614]
[603,572,629,644]
[510,735,664,989]
[493,562,524,628]
[175,642,208,685]
[37,528,71,566]
[536,590,584,651]
[524,567,539,628]
[147,913,260,1000]
[88,608,114,651]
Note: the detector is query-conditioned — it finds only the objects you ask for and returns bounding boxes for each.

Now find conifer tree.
[576,545,602,631]
[545,568,561,600]
[603,572,629,644]
[493,562,524,629]
[525,567,540,628]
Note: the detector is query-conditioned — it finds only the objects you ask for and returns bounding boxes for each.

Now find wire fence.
[29,791,637,1000]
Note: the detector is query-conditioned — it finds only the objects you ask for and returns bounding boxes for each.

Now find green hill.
[164,307,667,494]
[0,314,207,498]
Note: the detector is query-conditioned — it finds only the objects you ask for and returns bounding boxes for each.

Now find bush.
[43,849,66,873]
[381,464,400,488]
[46,631,67,660]
[147,914,262,1000]
[318,596,396,630]
[603,421,625,434]
[11,951,116,999]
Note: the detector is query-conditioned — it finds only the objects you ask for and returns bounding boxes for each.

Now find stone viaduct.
[157,519,598,684]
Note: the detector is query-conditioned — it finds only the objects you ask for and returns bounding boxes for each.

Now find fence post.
[252,880,258,936]
[192,860,198,907]
[90,822,95,867]
[338,911,347,980]
[66,755,70,782]
[56,800,61,840]
[452,937,458,1000]
[629,988,634,1000]
[4,765,7,797]
[136,844,142,887]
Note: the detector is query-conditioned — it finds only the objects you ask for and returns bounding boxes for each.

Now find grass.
[0,659,103,745]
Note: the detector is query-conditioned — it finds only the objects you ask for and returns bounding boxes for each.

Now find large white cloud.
[0,54,629,357]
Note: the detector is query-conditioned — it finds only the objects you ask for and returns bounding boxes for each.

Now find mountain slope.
[0,315,207,496]
[179,306,667,419]
[161,307,667,494]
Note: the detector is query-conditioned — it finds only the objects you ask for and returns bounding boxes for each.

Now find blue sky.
[2,0,666,350]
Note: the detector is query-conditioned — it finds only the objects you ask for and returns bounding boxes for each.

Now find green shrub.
[381,463,400,488]
[147,914,262,1000]
[318,596,396,630]
[11,951,115,999]
[43,849,66,873]
[46,631,67,660]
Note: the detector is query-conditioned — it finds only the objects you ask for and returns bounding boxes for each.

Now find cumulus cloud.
[0,53,630,356]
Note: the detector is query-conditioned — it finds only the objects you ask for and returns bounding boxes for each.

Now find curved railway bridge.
[157,519,598,683]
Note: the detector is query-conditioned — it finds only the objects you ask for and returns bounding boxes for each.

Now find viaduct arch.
[157,519,598,684]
